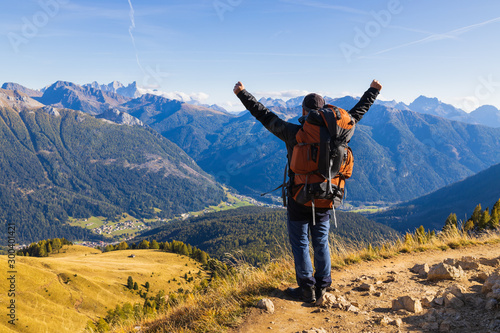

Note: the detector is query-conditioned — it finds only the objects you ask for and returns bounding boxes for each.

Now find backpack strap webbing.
[260,162,289,207]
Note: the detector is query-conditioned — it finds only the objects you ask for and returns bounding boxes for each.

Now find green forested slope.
[370,162,500,232]
[0,106,224,243]
[135,206,400,265]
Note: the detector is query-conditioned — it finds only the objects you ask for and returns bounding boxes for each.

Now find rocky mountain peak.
[96,108,144,126]
[0,88,44,110]
[1,82,43,97]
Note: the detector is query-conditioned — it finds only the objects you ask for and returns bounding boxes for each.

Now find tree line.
[98,239,210,266]
[443,198,500,233]
[16,238,73,257]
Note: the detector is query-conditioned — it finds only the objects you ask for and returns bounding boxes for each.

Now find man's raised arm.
[233,81,298,143]
[348,80,382,123]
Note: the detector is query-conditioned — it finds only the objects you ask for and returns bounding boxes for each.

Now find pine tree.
[180,244,189,256]
[199,251,208,265]
[46,242,52,255]
[96,318,110,332]
[138,240,150,249]
[127,276,134,289]
[463,219,475,232]
[443,213,458,232]
[133,282,139,290]
[145,281,150,290]
[117,241,129,250]
[488,209,499,229]
[471,204,483,224]
[478,210,490,231]
[52,238,62,253]
[493,198,500,215]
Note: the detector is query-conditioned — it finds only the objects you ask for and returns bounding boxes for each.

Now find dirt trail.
[232,243,500,333]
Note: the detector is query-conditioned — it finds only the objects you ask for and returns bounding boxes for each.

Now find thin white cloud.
[373,16,500,56]
[255,90,311,100]
[137,87,209,103]
[127,0,145,73]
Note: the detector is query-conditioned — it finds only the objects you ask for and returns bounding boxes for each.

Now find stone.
[391,318,403,327]
[482,270,500,296]
[446,284,465,298]
[315,293,351,310]
[379,316,391,326]
[257,298,275,314]
[300,328,327,333]
[476,272,489,282]
[439,320,452,332]
[426,308,439,321]
[428,263,465,281]
[315,293,335,308]
[359,283,374,292]
[443,258,456,266]
[457,256,480,270]
[443,293,465,308]
[347,305,359,312]
[392,296,423,313]
[421,296,433,308]
[421,322,439,331]
[383,275,396,283]
[411,263,430,277]
[480,257,500,267]
[433,297,444,306]
[485,298,498,310]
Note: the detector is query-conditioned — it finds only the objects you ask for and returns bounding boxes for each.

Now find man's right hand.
[233,81,245,95]
[370,80,382,91]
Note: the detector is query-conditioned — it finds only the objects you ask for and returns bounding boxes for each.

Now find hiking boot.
[285,286,316,303]
[315,286,327,301]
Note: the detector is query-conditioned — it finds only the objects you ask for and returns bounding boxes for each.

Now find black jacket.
[236,87,379,220]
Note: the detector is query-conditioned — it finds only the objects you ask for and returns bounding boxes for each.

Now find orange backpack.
[289,105,355,223]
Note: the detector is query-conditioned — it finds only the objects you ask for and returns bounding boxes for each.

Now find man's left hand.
[233,81,245,95]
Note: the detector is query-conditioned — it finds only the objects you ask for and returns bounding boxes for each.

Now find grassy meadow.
[0,246,205,333]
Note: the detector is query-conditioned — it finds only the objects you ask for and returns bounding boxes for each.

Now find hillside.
[0,246,205,333]
[370,162,500,232]
[0,104,224,243]
[135,206,400,265]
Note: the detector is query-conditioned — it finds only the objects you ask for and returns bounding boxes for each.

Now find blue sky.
[1,0,500,111]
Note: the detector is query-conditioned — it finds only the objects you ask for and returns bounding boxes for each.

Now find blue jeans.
[287,214,332,289]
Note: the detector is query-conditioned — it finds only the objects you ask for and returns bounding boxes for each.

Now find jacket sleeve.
[236,89,299,143]
[348,87,380,123]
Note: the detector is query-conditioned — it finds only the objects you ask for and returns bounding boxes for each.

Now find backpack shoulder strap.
[319,106,339,138]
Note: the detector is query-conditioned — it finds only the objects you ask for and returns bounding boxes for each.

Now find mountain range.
[0,89,224,243]
[260,94,500,129]
[3,81,500,209]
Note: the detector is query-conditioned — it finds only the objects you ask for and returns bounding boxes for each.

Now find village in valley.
[68,190,271,248]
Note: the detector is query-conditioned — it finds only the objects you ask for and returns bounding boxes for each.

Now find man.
[233,80,382,303]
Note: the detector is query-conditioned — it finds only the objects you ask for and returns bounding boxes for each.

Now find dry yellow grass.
[0,246,204,333]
